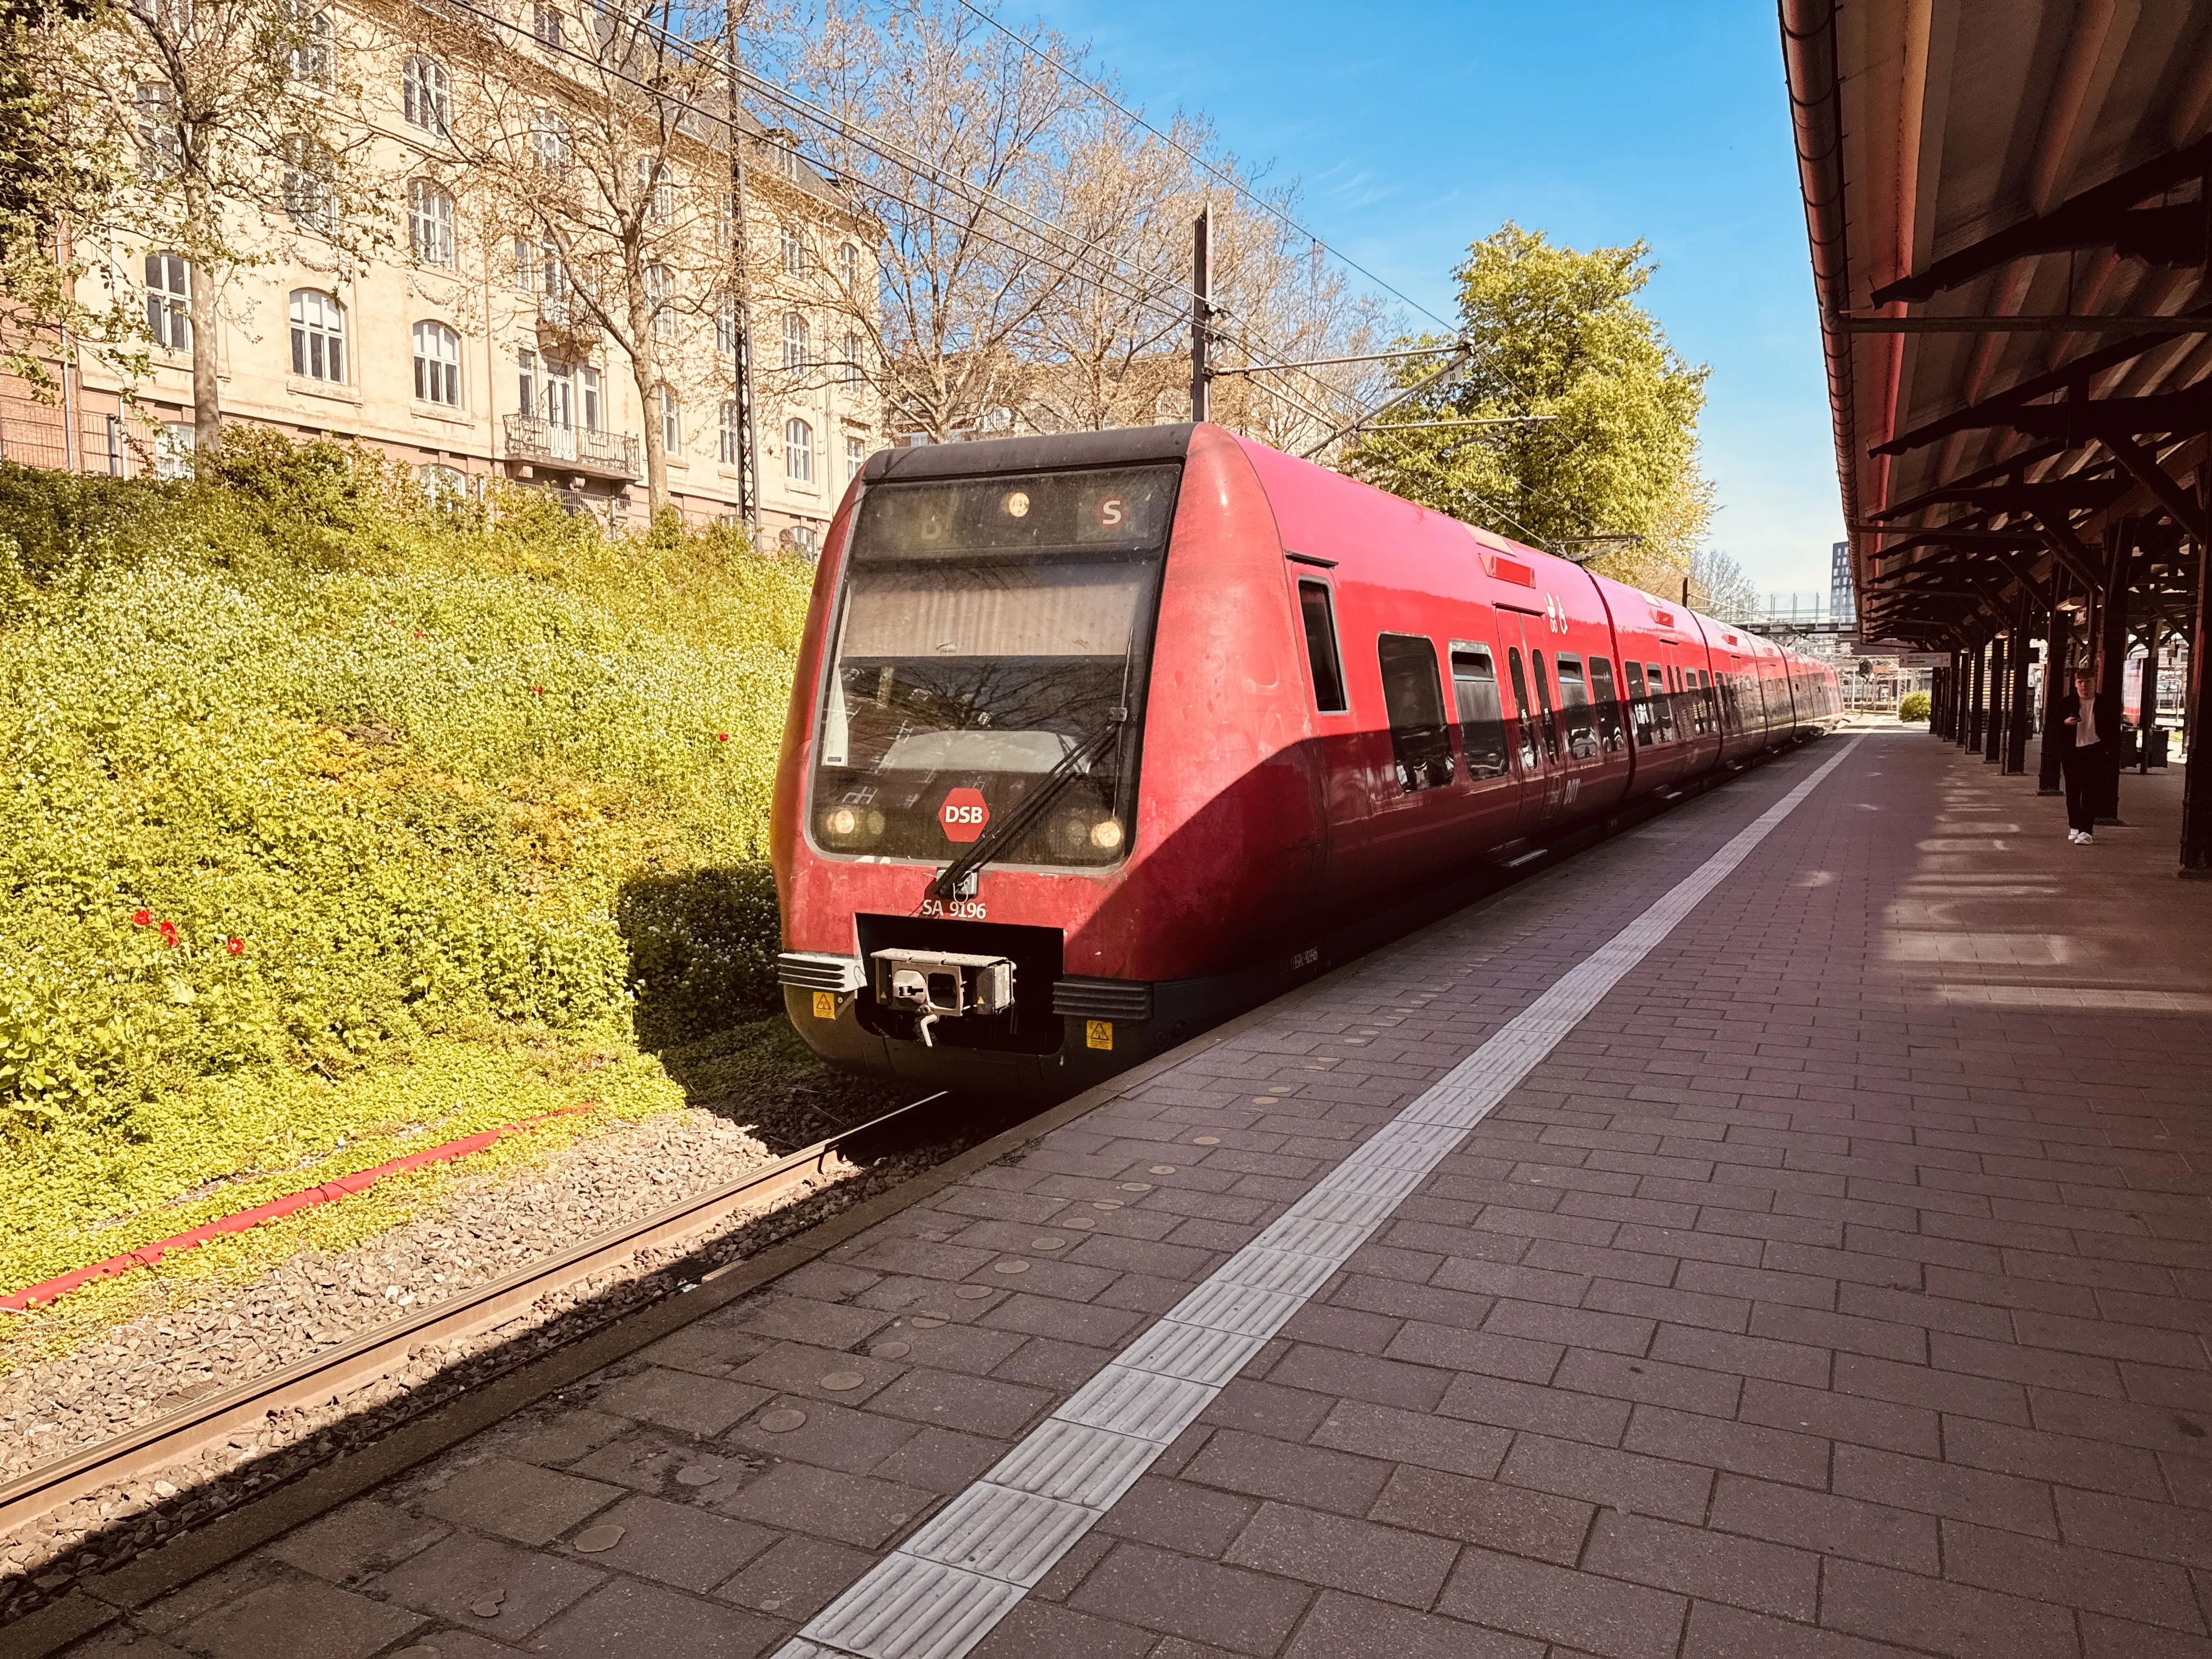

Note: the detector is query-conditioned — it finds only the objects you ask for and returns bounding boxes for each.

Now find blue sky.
[1027,0,1846,595]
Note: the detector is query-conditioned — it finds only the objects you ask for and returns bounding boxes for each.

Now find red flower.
[132,909,151,927]
[413,630,424,639]
[716,732,729,742]
[225,938,245,956]
[532,685,544,696]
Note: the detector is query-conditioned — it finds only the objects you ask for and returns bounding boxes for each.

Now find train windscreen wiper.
[922,718,1124,908]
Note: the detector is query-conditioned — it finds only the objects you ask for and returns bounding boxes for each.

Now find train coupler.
[871,948,1015,1047]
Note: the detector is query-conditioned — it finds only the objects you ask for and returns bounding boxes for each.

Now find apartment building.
[0,0,880,550]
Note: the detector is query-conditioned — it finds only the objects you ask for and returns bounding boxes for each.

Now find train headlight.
[1003,489,1031,518]
[823,806,887,844]
[1090,817,1125,852]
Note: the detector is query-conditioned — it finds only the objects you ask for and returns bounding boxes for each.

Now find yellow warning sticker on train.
[1086,1020,1113,1051]
[813,991,837,1019]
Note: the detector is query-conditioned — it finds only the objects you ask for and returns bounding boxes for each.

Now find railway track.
[0,1090,967,1620]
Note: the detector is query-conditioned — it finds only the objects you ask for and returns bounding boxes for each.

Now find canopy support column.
[2006,589,2034,774]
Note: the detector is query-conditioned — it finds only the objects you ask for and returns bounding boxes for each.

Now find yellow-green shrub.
[0,435,818,1303]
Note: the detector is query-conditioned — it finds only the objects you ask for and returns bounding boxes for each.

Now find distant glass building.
[1830,540,1855,625]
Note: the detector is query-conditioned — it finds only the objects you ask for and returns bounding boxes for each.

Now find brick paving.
[52,729,2212,1659]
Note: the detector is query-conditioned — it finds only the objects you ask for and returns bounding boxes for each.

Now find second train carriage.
[771,424,1840,1097]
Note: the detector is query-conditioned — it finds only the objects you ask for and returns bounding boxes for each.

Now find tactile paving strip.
[782,741,1859,1658]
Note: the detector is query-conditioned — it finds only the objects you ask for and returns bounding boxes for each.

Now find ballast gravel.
[0,1066,949,1622]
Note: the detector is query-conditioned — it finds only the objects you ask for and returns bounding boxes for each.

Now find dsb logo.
[939,787,989,842]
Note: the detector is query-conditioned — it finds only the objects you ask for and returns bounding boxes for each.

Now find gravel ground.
[0,1062,952,1622]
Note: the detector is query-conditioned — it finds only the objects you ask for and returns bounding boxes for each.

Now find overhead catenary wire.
[431,0,1406,446]
[716,45,1376,419]
[611,0,1394,421]
[943,0,1460,336]
[433,0,1229,378]
[514,0,1367,430]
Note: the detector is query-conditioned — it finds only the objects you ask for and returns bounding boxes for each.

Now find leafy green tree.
[1345,223,1712,595]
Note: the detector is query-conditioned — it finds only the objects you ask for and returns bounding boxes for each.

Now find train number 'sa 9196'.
[919,897,987,921]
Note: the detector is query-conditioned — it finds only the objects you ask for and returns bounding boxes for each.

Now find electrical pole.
[725,5,762,538]
[1190,204,1212,424]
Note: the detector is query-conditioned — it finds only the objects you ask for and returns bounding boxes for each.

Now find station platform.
[36,726,2212,1659]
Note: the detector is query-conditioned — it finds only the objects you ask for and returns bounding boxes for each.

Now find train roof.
[858,425,1197,484]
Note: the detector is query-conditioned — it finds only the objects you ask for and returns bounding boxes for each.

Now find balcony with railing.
[503,415,637,481]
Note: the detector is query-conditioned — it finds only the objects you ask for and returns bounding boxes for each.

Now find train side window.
[1588,656,1625,751]
[1554,653,1598,759]
[1377,633,1454,792]
[1449,645,1509,779]
[1624,660,1652,746]
[1530,650,1560,762]
[1646,662,1675,741]
[1505,647,1537,769]
[1297,579,1348,713]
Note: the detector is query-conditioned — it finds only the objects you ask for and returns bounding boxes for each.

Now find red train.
[771,424,1840,1096]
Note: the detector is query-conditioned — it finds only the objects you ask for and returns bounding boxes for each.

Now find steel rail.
[0,1091,948,1542]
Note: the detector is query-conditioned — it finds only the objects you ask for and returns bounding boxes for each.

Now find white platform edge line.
[779,739,1860,1659]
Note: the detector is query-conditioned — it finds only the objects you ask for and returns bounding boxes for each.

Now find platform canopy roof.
[1784,0,2212,648]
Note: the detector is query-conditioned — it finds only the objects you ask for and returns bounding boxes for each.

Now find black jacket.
[2053,689,2121,752]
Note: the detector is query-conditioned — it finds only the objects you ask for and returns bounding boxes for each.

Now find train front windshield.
[811,464,1179,868]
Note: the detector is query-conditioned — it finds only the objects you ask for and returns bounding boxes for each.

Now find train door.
[1496,610,1565,835]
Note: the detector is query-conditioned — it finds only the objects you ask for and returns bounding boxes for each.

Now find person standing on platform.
[2055,666,2118,844]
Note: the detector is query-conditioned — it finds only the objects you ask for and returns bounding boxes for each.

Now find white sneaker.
[2079,833,2094,845]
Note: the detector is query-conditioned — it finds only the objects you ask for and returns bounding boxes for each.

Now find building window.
[785,523,817,556]
[155,421,195,480]
[845,434,862,483]
[413,319,461,405]
[136,83,180,178]
[657,386,678,451]
[780,225,804,276]
[785,417,812,481]
[281,135,337,232]
[420,463,464,505]
[837,240,857,289]
[516,347,536,417]
[538,246,571,321]
[772,142,800,182]
[408,179,455,266]
[579,363,600,430]
[716,306,738,357]
[512,237,534,290]
[719,399,742,464]
[532,1,562,48]
[284,1,331,88]
[782,311,807,372]
[145,253,190,351]
[403,55,449,136]
[645,262,674,338]
[531,109,569,173]
[841,331,861,388]
[636,156,673,222]
[289,288,345,382]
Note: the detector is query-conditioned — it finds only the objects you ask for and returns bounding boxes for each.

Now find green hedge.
[0,435,818,1307]
[1898,691,1932,723]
